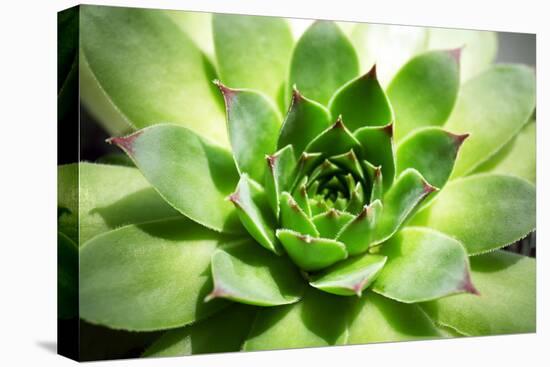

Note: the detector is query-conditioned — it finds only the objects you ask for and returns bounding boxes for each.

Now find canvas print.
[57,4,536,361]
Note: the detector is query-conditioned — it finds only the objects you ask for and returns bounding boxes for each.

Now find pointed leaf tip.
[213,79,237,102]
[447,47,463,64]
[333,115,345,129]
[366,64,377,79]
[448,131,470,147]
[382,122,394,137]
[204,286,229,303]
[461,268,480,296]
[106,131,143,155]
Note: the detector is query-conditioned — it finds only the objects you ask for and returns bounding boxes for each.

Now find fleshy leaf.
[312,209,354,239]
[337,200,382,255]
[216,82,281,183]
[292,176,313,217]
[264,145,296,217]
[109,124,242,234]
[330,149,365,179]
[421,251,535,336]
[278,88,332,157]
[373,227,476,303]
[276,229,348,271]
[289,21,359,105]
[310,253,387,296]
[305,117,361,158]
[426,27,497,82]
[411,174,536,255]
[363,161,383,202]
[58,232,78,319]
[143,304,257,357]
[473,120,536,184]
[374,169,436,244]
[396,127,468,188]
[279,192,320,237]
[328,66,393,131]
[58,163,179,245]
[350,23,428,85]
[164,11,215,61]
[229,174,281,255]
[445,65,536,177]
[387,50,460,141]
[80,5,227,144]
[80,219,229,331]
[354,123,395,190]
[206,241,305,306]
[347,293,441,344]
[213,14,293,104]
[243,288,351,350]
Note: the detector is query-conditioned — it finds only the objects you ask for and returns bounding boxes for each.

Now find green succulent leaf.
[143,304,257,357]
[411,174,536,255]
[207,241,305,306]
[347,293,441,343]
[278,88,332,157]
[243,288,351,350]
[374,169,436,244]
[354,123,395,190]
[292,177,313,217]
[473,120,536,184]
[213,14,293,104]
[387,50,460,141]
[363,161,383,203]
[445,65,536,177]
[265,145,297,217]
[109,124,242,234]
[306,117,361,158]
[310,253,387,296]
[396,127,468,188]
[328,66,393,131]
[349,23,428,85]
[422,251,535,335]
[337,200,382,255]
[279,192,320,237]
[164,11,216,61]
[216,83,282,183]
[229,174,280,255]
[312,209,355,239]
[289,21,359,105]
[276,229,348,271]
[373,227,476,303]
[426,28,497,82]
[80,5,227,144]
[58,163,179,245]
[330,150,365,180]
[58,232,78,319]
[80,219,230,331]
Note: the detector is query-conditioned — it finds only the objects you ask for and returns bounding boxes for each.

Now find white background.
[0,0,547,365]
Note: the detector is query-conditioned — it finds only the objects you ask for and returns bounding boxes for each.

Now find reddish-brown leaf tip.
[382,122,394,137]
[448,131,470,148]
[213,79,237,105]
[447,47,463,65]
[204,286,229,303]
[266,154,277,170]
[461,268,480,296]
[106,131,142,155]
[291,84,304,103]
[422,179,439,195]
[333,115,345,129]
[227,191,241,207]
[366,64,377,80]
[298,234,313,243]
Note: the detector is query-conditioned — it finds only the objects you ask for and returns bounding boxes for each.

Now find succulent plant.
[58,5,536,360]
